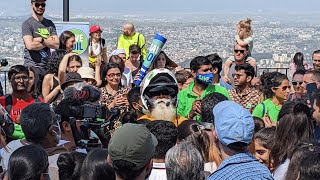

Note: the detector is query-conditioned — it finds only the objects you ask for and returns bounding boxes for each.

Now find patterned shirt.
[229,86,262,113]
[99,86,131,134]
[208,152,273,180]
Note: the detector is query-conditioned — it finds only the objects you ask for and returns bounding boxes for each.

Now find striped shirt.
[208,152,273,180]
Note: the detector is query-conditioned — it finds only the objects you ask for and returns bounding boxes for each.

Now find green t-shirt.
[252,99,281,123]
[177,81,230,121]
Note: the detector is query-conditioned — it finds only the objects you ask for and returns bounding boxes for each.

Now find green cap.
[108,123,158,169]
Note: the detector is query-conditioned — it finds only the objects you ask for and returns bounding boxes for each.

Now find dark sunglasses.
[292,81,303,86]
[234,49,245,54]
[35,2,46,8]
[232,73,244,78]
[274,85,291,91]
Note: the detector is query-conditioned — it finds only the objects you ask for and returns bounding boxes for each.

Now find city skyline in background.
[2,0,320,15]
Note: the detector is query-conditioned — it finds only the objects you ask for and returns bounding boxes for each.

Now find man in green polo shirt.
[177,56,229,121]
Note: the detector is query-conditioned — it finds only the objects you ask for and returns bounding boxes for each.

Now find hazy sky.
[2,0,320,15]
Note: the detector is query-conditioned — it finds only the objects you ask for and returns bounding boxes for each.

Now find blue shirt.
[208,152,273,180]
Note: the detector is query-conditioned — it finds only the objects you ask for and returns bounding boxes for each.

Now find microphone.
[64,84,101,102]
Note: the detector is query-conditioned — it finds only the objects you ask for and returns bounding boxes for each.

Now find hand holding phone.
[306,83,318,108]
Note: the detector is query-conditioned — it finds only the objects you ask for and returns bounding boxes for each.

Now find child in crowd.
[223,18,257,83]
[253,127,276,171]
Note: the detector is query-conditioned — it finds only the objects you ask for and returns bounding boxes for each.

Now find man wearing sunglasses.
[222,43,257,87]
[22,0,59,95]
[228,63,262,113]
[289,70,307,101]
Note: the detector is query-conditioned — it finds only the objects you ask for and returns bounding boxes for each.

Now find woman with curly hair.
[252,72,290,123]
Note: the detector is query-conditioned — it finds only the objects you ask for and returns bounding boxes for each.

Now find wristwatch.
[40,37,44,44]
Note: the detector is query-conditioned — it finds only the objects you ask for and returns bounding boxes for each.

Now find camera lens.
[0,59,8,67]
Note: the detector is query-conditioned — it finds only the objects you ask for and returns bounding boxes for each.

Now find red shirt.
[0,94,44,123]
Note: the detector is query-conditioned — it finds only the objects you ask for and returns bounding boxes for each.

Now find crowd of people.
[0,0,320,180]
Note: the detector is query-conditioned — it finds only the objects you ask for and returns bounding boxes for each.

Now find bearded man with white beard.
[137,68,187,126]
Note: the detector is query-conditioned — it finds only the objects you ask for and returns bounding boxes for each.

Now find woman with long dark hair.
[289,52,312,77]
[8,145,49,180]
[271,101,314,179]
[59,30,76,53]
[177,120,222,173]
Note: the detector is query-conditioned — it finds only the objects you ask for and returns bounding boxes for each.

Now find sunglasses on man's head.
[292,81,303,86]
[35,2,46,8]
[234,49,245,54]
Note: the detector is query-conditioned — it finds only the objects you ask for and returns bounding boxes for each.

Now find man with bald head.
[117,22,147,60]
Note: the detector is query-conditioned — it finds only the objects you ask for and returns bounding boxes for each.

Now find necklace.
[192,88,202,97]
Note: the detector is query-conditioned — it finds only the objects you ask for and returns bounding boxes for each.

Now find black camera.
[0,59,8,67]
[68,103,121,149]
[0,104,14,137]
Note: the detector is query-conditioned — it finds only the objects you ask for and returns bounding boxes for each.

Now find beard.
[150,98,176,122]
[33,7,44,16]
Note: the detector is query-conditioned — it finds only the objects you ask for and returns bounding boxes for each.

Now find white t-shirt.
[204,162,217,173]
[89,41,106,57]
[122,67,133,87]
[0,140,25,170]
[149,162,167,180]
[273,158,290,180]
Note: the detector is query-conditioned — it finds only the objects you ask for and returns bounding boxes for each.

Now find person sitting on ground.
[146,120,177,180]
[57,151,87,180]
[7,145,49,180]
[108,123,158,180]
[175,69,193,91]
[80,149,115,180]
[177,56,229,121]
[138,68,187,126]
[166,141,207,180]
[208,101,273,179]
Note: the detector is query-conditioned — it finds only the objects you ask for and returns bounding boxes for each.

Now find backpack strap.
[5,94,12,114]
[261,102,266,117]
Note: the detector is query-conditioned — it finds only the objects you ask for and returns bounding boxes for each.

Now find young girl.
[88,25,108,68]
[253,127,276,171]
[223,18,256,83]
